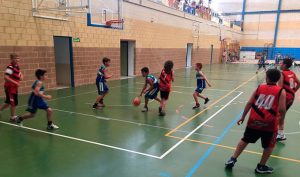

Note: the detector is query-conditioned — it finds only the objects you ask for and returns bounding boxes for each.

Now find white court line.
[285,132,300,135]
[52,109,111,120]
[290,109,300,114]
[57,106,219,139]
[135,82,239,92]
[0,121,161,159]
[159,92,243,159]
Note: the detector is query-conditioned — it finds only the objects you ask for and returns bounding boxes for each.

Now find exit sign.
[73,38,80,42]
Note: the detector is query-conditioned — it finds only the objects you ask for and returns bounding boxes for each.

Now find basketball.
[133,96,141,106]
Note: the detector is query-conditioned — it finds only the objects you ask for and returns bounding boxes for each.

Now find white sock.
[278,130,284,135]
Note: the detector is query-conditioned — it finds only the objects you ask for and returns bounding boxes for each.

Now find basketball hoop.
[105,19,124,26]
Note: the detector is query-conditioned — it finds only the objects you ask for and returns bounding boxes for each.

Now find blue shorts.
[96,80,109,95]
[195,87,204,93]
[145,87,159,99]
[26,94,49,114]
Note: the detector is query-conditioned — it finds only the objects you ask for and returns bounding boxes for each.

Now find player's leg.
[198,89,209,104]
[225,128,259,168]
[142,96,149,112]
[45,108,58,130]
[0,89,12,116]
[255,131,276,174]
[9,93,18,121]
[193,91,200,109]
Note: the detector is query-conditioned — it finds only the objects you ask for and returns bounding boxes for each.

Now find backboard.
[32,0,123,29]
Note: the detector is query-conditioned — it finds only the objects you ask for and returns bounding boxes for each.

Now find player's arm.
[33,82,51,100]
[201,71,211,87]
[278,90,286,124]
[278,73,284,87]
[144,79,154,93]
[294,76,300,92]
[19,72,24,81]
[139,79,148,96]
[4,68,19,86]
[171,70,174,82]
[237,90,256,125]
[103,69,112,79]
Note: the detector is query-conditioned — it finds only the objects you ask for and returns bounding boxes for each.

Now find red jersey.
[282,70,297,101]
[247,84,282,132]
[159,69,173,92]
[4,63,21,93]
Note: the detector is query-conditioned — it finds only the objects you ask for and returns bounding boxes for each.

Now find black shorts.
[160,91,170,100]
[4,88,18,106]
[242,128,276,148]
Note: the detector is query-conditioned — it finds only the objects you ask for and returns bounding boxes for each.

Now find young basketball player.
[276,58,300,141]
[256,53,267,74]
[0,53,23,121]
[16,69,59,130]
[139,67,161,112]
[93,57,112,109]
[225,69,286,174]
[159,60,174,116]
[192,63,211,109]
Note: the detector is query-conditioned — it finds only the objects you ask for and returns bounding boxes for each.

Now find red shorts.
[4,87,18,106]
[286,97,294,110]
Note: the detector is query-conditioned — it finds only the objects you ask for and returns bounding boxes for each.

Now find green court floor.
[0,64,299,177]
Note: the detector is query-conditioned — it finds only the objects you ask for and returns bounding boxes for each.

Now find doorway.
[53,36,74,87]
[120,41,135,77]
[186,43,193,67]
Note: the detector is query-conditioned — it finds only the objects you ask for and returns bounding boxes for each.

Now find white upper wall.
[246,0,278,11]
[281,0,300,10]
[123,0,242,40]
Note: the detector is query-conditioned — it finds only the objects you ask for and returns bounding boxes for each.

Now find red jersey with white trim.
[4,63,21,93]
[159,69,173,92]
[282,69,297,101]
[247,84,282,132]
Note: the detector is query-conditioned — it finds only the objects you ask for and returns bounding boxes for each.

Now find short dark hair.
[35,69,47,79]
[102,57,111,64]
[266,69,280,83]
[283,58,293,68]
[196,63,202,69]
[141,67,149,73]
[10,53,19,59]
[164,60,174,73]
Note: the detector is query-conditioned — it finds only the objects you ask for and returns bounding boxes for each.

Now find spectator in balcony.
[173,0,180,9]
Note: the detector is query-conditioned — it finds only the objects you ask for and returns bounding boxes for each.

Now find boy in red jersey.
[159,60,174,116]
[225,69,286,174]
[276,58,300,141]
[0,54,23,121]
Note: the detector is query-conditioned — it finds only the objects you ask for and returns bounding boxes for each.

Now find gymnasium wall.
[240,0,300,59]
[0,0,241,96]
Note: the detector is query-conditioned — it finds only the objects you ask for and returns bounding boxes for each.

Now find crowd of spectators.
[153,0,213,21]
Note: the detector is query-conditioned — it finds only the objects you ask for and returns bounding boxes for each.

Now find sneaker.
[15,116,22,124]
[159,107,162,113]
[142,106,148,112]
[159,110,166,116]
[255,164,273,174]
[99,99,105,107]
[225,157,237,169]
[276,133,287,141]
[47,123,59,130]
[92,103,98,109]
[9,117,16,122]
[192,103,200,109]
[15,116,23,126]
[204,98,210,104]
